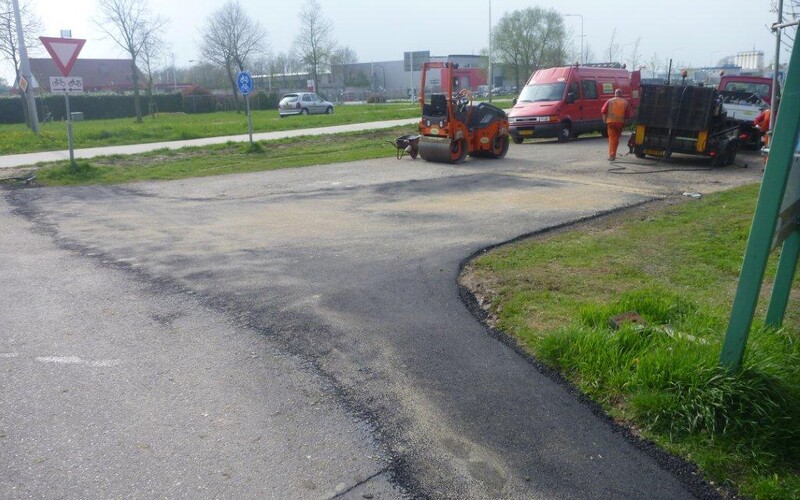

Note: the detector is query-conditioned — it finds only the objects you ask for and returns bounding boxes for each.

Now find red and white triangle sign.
[39,37,86,77]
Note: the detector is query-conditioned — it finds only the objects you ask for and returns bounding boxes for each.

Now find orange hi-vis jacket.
[602,97,630,124]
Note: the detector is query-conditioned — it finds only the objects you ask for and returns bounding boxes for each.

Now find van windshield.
[518,83,566,102]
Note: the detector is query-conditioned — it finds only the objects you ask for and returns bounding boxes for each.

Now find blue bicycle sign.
[237,71,253,95]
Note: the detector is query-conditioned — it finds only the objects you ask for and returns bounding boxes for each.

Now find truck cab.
[717,75,780,148]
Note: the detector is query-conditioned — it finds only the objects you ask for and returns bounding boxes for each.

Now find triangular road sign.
[39,37,86,77]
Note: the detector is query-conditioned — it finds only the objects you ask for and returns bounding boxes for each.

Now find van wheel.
[557,123,571,142]
[512,136,524,144]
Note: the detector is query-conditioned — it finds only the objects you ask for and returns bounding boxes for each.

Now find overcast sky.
[15,0,788,81]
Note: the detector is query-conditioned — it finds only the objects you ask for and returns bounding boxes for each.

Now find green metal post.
[765,228,800,327]
[720,35,800,372]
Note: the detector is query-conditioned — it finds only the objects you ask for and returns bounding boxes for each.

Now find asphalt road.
[1,136,763,499]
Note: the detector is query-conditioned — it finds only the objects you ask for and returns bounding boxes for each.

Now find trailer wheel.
[725,142,738,166]
[634,146,646,158]
[557,123,571,143]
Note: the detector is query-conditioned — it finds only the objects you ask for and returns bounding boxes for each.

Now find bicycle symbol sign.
[237,71,253,95]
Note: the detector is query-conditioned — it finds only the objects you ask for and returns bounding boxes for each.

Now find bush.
[181,86,217,114]
[252,90,279,110]
[0,92,183,124]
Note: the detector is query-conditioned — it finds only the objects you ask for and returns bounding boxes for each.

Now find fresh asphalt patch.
[2,141,763,498]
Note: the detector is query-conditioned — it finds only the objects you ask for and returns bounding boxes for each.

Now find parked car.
[278,92,334,117]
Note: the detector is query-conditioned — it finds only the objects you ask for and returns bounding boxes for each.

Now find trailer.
[629,84,740,166]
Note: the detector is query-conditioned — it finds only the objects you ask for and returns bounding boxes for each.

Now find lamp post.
[171,52,177,92]
[488,0,493,102]
[373,64,386,90]
[564,13,584,65]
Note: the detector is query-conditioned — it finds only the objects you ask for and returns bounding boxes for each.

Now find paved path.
[2,134,762,498]
[0,118,419,169]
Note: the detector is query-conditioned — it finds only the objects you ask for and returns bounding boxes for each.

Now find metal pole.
[65,92,75,168]
[12,0,38,133]
[770,0,783,132]
[410,52,414,102]
[246,94,252,145]
[488,0,493,102]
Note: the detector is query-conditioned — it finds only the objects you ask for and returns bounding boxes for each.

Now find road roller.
[417,61,511,163]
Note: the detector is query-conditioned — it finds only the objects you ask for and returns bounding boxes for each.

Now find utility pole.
[12,0,38,133]
[488,0,493,102]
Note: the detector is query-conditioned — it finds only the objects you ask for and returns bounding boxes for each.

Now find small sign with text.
[50,76,83,93]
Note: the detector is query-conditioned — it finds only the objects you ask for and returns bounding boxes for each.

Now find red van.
[508,65,641,143]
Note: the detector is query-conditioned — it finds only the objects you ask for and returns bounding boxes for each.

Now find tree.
[0,0,42,126]
[626,37,642,70]
[95,0,167,123]
[330,46,358,87]
[492,8,567,90]
[137,26,165,118]
[771,1,799,49]
[606,28,621,63]
[200,1,266,108]
[293,0,335,93]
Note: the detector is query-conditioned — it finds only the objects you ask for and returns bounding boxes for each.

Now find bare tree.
[626,37,642,70]
[606,28,621,63]
[138,30,164,118]
[330,46,358,87]
[0,0,42,126]
[200,0,266,108]
[771,1,799,49]
[95,0,167,123]
[646,52,661,79]
[293,0,335,93]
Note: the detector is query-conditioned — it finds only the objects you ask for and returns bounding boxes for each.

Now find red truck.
[717,75,780,149]
[508,64,641,143]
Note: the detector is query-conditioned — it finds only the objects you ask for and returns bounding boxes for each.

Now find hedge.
[0,89,281,124]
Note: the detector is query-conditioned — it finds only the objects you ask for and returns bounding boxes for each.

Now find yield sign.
[39,36,86,77]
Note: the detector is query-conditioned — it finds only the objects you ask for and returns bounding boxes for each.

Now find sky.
[9,0,789,83]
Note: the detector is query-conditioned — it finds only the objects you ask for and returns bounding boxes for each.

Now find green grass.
[466,186,800,499]
[34,125,417,186]
[0,103,419,155]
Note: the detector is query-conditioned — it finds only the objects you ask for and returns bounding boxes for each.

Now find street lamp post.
[373,64,386,91]
[171,53,177,92]
[565,13,584,65]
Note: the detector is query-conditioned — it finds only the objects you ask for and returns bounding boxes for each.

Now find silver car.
[278,92,334,117]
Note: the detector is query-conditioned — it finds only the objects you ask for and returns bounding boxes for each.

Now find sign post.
[237,71,254,145]
[720,33,800,372]
[40,36,85,170]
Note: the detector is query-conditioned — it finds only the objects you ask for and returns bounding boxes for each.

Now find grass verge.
[33,125,418,186]
[462,186,800,499]
[0,103,419,155]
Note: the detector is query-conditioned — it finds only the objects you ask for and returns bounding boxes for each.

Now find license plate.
[646,149,665,157]
[520,130,534,136]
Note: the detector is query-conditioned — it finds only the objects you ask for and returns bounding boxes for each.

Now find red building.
[29,58,144,92]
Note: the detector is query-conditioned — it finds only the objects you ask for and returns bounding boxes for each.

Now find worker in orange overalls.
[601,89,632,161]
[754,106,772,146]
